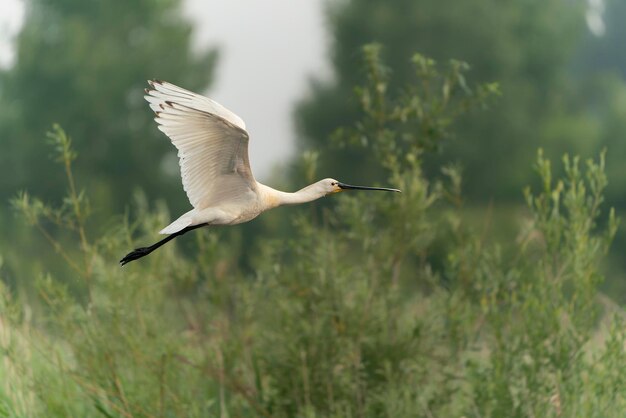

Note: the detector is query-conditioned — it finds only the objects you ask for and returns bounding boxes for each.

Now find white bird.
[120,80,400,265]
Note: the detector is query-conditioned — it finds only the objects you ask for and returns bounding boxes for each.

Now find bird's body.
[161,181,347,232]
[120,80,399,265]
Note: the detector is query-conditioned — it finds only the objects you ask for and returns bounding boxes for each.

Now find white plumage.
[120,80,400,265]
[145,81,256,233]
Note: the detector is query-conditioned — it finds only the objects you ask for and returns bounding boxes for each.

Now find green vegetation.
[296,0,586,200]
[293,0,626,299]
[1,48,624,417]
[0,0,216,207]
[0,0,217,288]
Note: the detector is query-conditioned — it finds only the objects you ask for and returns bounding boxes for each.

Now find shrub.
[1,46,623,418]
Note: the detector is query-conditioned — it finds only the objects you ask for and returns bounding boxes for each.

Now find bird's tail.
[159,211,194,235]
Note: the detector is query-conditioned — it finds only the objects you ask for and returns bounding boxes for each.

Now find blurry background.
[0,0,625,292]
[2,1,626,416]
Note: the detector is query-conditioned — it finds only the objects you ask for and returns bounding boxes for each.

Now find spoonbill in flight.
[120,80,400,266]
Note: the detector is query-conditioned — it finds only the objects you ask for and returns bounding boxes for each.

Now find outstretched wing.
[145,80,257,209]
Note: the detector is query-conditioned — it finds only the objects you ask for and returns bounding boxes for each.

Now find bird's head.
[318,178,401,196]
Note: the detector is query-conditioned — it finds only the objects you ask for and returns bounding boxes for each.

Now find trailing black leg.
[119,223,208,266]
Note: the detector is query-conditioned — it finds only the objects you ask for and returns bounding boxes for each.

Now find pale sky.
[0,0,329,180]
[182,0,329,180]
[0,0,25,68]
[586,0,606,36]
[0,0,607,181]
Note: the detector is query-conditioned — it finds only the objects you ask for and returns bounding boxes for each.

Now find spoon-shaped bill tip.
[338,182,401,193]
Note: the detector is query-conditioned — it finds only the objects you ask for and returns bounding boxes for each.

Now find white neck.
[258,183,324,208]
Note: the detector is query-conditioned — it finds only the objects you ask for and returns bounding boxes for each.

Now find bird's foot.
[119,246,152,266]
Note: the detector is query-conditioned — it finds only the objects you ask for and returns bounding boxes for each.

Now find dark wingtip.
[147,79,164,90]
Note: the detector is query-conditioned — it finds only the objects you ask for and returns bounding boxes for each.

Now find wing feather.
[147,80,246,130]
[145,80,256,209]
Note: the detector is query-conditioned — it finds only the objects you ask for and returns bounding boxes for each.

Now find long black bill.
[338,182,401,193]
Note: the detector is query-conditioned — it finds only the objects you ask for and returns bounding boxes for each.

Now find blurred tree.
[0,0,217,216]
[296,0,587,200]
[0,0,216,287]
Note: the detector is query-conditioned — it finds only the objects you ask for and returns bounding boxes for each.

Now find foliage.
[296,0,588,200]
[2,49,625,418]
[0,0,217,209]
[333,43,499,170]
[0,0,217,293]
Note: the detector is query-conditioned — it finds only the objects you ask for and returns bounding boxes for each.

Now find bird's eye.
[331,182,337,186]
